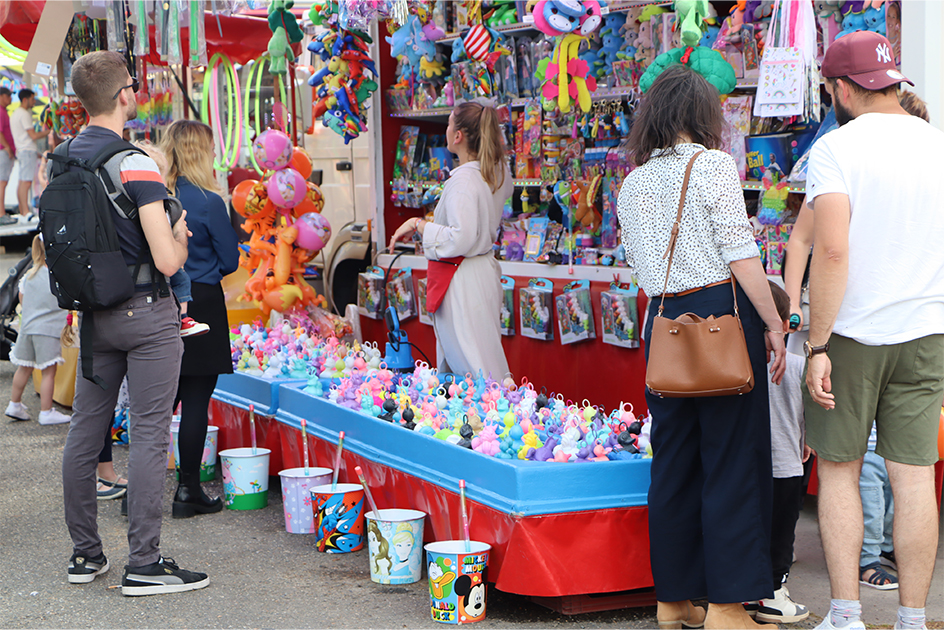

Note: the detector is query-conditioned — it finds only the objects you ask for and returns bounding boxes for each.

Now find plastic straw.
[331,431,345,491]
[249,404,257,455]
[301,419,309,475]
[354,465,381,520]
[459,479,471,552]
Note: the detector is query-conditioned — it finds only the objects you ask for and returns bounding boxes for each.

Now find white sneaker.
[5,401,29,421]
[894,623,928,630]
[815,614,867,630]
[38,409,72,425]
[757,585,810,623]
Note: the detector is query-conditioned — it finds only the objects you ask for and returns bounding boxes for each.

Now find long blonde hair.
[26,234,44,279]
[159,120,220,193]
[453,102,506,193]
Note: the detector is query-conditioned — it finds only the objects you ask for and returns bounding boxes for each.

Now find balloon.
[306,181,325,211]
[291,198,316,219]
[252,129,294,171]
[290,147,313,179]
[262,283,304,313]
[232,179,258,217]
[295,211,332,252]
[266,168,308,208]
[244,181,270,217]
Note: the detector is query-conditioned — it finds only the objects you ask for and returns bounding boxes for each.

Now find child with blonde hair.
[5,234,71,424]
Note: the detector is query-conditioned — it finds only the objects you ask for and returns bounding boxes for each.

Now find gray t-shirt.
[18,266,66,338]
[768,352,806,478]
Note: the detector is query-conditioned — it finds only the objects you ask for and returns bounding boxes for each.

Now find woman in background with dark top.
[160,120,239,518]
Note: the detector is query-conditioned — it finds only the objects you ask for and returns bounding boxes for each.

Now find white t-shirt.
[10,107,36,153]
[808,113,944,345]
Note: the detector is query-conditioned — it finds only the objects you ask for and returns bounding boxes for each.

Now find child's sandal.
[859,561,898,590]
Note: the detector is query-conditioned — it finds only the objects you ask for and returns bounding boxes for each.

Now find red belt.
[654,279,729,299]
[426,256,464,313]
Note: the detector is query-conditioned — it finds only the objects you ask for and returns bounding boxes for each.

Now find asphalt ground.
[0,243,940,629]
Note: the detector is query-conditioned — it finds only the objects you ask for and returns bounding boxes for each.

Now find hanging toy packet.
[600,277,640,348]
[555,280,595,345]
[519,278,554,341]
[500,276,515,336]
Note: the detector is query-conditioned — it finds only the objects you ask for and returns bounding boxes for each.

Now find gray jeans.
[62,291,182,567]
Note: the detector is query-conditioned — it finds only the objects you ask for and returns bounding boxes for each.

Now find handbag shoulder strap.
[658,150,703,315]
[657,149,742,319]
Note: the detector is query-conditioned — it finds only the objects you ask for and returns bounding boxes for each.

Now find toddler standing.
[748,281,811,623]
[5,234,71,425]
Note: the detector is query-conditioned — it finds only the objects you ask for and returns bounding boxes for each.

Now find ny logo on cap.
[876,43,892,64]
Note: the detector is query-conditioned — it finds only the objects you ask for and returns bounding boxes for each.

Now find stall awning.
[0,1,273,66]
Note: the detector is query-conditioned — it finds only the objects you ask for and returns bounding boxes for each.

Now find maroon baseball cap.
[821,31,913,90]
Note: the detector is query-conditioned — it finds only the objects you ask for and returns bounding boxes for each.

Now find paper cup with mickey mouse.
[424,541,490,624]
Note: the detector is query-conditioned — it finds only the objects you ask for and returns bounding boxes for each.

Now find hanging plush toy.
[461,23,510,70]
[675,0,711,47]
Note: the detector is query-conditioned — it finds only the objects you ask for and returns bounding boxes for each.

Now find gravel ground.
[0,244,938,629]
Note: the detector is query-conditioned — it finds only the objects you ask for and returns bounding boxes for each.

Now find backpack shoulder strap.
[46,138,77,178]
[95,141,147,222]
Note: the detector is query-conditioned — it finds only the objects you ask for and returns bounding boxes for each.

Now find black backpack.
[39,139,169,387]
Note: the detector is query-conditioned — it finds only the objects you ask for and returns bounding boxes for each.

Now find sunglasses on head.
[112,77,140,100]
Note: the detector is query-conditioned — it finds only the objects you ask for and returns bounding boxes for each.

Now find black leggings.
[98,421,111,464]
[174,374,219,482]
[771,475,805,586]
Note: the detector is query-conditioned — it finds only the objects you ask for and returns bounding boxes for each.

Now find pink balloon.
[252,129,294,171]
[266,168,308,208]
[294,212,332,252]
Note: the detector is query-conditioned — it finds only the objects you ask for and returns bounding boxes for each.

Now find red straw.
[331,431,345,491]
[249,404,257,455]
[354,465,381,520]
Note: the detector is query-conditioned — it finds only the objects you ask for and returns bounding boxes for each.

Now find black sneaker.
[68,551,109,584]
[121,557,208,596]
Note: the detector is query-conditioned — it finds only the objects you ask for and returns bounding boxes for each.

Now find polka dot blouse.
[617,143,758,297]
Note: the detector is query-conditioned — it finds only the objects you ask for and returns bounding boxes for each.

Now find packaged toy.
[555,280,595,344]
[519,278,554,340]
[500,276,515,336]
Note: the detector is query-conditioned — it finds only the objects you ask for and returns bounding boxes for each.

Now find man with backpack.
[46,51,208,596]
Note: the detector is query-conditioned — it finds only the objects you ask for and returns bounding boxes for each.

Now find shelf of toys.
[362,0,889,411]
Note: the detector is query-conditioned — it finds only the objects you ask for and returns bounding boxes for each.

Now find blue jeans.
[860,450,894,567]
[170,268,192,303]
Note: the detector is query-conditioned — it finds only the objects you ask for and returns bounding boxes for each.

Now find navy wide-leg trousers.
[643,282,774,604]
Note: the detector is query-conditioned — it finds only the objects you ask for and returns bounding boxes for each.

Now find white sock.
[897,606,925,629]
[829,599,862,627]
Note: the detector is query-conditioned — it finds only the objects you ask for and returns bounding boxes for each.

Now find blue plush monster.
[600,33,624,72]
[599,12,627,37]
[863,4,885,36]
[700,24,721,47]
[385,14,436,69]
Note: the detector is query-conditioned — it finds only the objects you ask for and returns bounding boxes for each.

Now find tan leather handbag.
[645,152,755,398]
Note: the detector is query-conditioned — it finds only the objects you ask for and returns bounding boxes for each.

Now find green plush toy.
[268,27,291,75]
[640,46,736,94]
[269,0,304,44]
[674,0,710,48]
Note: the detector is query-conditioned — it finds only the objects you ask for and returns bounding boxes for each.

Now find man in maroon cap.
[803,31,943,630]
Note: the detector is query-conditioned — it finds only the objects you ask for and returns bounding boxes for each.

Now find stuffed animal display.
[307,2,378,144]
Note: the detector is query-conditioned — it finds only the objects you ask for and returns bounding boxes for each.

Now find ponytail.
[26,234,44,280]
[453,102,507,193]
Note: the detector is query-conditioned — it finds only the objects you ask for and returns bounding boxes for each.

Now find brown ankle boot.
[705,603,777,629]
[658,600,707,629]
